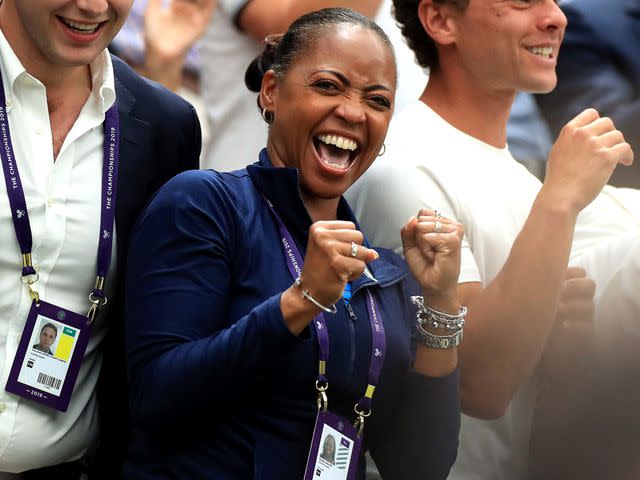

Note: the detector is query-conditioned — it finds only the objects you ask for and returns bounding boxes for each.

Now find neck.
[421,66,515,148]
[266,141,340,223]
[301,191,339,223]
[0,4,92,106]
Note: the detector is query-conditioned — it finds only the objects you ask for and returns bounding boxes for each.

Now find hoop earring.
[377,143,386,157]
[262,107,273,125]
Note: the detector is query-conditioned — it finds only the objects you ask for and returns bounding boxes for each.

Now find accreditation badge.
[6,300,91,412]
[303,410,362,480]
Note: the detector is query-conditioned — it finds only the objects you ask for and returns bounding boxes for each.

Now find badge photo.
[6,300,92,412]
[304,410,361,480]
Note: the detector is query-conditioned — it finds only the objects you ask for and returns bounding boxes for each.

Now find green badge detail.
[63,327,76,337]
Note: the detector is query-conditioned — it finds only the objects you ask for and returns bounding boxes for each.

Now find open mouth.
[312,134,360,172]
[58,16,105,35]
[525,46,554,60]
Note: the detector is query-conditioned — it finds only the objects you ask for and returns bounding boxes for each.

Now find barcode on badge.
[37,372,62,390]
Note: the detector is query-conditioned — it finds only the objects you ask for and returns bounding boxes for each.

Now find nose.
[538,0,567,32]
[334,97,366,125]
[76,0,109,16]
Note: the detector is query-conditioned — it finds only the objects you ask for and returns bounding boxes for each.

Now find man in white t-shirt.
[347,1,637,479]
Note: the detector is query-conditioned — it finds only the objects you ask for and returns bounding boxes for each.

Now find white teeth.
[317,134,358,151]
[61,18,100,32]
[527,46,553,58]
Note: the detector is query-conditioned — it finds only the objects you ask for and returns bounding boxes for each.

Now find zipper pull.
[342,283,357,321]
[344,300,357,322]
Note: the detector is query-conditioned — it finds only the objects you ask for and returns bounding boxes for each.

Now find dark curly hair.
[245,7,395,120]
[392,0,468,70]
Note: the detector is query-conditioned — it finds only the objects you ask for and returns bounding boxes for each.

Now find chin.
[520,77,558,94]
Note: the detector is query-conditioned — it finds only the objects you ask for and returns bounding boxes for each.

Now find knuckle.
[602,117,614,129]
[585,107,600,119]
[329,255,342,272]
[613,130,625,143]
[309,223,323,236]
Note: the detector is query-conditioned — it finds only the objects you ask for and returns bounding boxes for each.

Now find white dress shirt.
[0,28,117,473]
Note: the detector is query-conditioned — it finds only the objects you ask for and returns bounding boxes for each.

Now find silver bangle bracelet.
[415,322,463,349]
[411,295,467,331]
[294,276,337,314]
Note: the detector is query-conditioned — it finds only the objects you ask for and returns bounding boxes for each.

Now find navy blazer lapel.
[113,71,151,252]
[114,73,151,147]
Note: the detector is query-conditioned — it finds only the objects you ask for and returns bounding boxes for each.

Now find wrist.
[537,185,582,218]
[411,295,466,343]
[280,285,320,336]
[422,292,460,316]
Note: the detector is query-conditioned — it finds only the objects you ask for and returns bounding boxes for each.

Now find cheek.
[370,114,392,145]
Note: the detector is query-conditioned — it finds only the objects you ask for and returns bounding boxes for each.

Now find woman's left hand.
[401,208,464,299]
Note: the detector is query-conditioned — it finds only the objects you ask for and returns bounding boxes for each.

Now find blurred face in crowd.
[441,0,567,94]
[262,24,396,203]
[0,0,133,70]
[38,326,56,351]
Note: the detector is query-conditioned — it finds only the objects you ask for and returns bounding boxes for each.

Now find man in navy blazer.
[536,0,640,187]
[88,54,201,480]
[0,1,199,478]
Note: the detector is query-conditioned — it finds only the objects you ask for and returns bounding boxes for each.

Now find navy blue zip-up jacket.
[123,150,460,479]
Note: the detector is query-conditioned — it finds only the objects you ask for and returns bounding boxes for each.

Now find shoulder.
[141,168,262,229]
[152,169,252,211]
[111,55,196,122]
[132,168,262,259]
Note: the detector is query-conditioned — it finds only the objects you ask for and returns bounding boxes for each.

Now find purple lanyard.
[261,196,387,422]
[0,71,119,320]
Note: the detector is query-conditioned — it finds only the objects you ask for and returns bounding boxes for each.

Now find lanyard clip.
[315,378,328,412]
[20,273,40,303]
[353,405,371,438]
[87,291,108,324]
[27,281,39,303]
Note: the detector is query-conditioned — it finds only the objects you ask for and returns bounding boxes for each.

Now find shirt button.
[47,197,53,207]
[0,403,6,413]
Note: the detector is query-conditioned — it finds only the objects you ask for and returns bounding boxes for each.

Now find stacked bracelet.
[411,295,466,349]
[411,295,466,331]
[415,321,463,349]
[295,276,337,314]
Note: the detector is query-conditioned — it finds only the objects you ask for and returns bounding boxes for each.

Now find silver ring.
[434,220,442,233]
[350,242,358,257]
[436,211,443,219]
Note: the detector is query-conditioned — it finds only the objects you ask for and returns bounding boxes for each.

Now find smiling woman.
[244,8,396,221]
[123,7,464,480]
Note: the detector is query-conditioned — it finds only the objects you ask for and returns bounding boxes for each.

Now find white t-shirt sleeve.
[347,157,482,284]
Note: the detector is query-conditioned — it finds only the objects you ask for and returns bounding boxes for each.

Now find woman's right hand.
[280,221,378,335]
[543,108,633,213]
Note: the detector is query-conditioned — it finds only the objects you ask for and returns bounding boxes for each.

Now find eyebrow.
[316,69,392,93]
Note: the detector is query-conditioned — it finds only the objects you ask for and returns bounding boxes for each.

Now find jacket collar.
[247,149,406,290]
